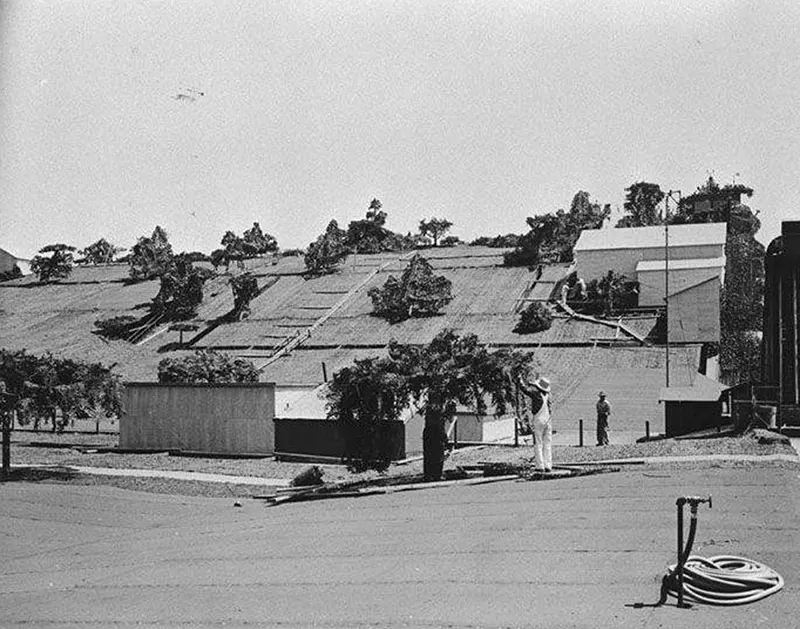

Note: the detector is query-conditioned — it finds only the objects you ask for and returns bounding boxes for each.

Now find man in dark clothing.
[596,391,611,446]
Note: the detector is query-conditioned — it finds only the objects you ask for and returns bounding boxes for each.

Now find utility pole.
[664,190,682,388]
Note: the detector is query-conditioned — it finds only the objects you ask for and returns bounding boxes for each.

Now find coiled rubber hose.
[664,555,784,605]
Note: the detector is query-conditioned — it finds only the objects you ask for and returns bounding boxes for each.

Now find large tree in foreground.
[0,349,121,477]
[327,330,532,480]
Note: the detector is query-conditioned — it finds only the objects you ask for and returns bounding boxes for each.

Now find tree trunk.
[422,406,448,481]
[2,412,10,480]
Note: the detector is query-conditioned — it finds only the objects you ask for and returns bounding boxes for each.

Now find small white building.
[573,222,727,343]
[574,222,727,281]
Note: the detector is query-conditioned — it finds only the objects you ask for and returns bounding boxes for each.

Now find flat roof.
[636,257,726,272]
[575,222,727,252]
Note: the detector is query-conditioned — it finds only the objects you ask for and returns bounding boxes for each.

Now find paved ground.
[2,462,799,629]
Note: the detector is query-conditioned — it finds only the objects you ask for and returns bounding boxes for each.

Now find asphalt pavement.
[1,463,799,628]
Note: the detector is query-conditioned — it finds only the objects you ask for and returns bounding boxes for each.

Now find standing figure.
[596,391,611,446]
[518,374,553,473]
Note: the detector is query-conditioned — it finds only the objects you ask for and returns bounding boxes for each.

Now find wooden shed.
[121,382,275,455]
[659,375,728,437]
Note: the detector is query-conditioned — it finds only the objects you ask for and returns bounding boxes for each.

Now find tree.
[616,182,665,228]
[326,330,532,480]
[152,255,213,320]
[81,238,124,265]
[419,218,454,247]
[368,254,453,323]
[504,191,610,266]
[30,244,76,283]
[514,302,553,334]
[157,350,259,384]
[230,273,259,320]
[346,198,398,253]
[470,234,521,248]
[0,349,122,477]
[583,271,638,316]
[129,226,174,281]
[242,222,278,257]
[305,220,350,275]
[365,198,387,226]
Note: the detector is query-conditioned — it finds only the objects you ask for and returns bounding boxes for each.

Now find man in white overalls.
[518,375,553,473]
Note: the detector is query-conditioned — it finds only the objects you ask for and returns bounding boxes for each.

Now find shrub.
[514,302,553,334]
[157,350,259,383]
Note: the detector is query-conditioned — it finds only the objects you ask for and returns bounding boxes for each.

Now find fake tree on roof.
[229,272,259,320]
[419,217,454,247]
[514,302,553,334]
[80,238,125,265]
[615,182,665,228]
[504,191,611,266]
[0,349,122,477]
[368,254,453,323]
[129,226,174,281]
[304,219,350,275]
[152,254,214,320]
[30,244,77,283]
[157,350,259,384]
[326,330,533,480]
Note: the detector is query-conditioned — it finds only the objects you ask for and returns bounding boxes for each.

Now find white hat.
[533,377,551,393]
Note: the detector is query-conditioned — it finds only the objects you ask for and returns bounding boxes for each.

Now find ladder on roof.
[255,250,416,372]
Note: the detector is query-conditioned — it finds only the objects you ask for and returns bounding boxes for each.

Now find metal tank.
[762,221,800,425]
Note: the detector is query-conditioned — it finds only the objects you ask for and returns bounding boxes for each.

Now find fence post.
[645,420,650,441]
[579,419,584,447]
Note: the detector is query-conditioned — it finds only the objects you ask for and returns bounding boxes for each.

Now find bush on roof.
[368,253,453,323]
[157,350,259,384]
[514,302,553,334]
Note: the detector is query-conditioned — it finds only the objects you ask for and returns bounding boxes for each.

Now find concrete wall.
[668,280,721,343]
[638,268,721,307]
[452,413,516,444]
[121,383,275,454]
[576,243,723,282]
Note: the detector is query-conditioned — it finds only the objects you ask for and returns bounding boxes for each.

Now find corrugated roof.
[636,257,726,272]
[575,222,726,252]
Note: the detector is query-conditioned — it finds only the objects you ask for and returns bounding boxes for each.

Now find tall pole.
[665,194,670,388]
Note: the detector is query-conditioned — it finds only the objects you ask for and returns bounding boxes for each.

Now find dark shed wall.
[664,400,722,437]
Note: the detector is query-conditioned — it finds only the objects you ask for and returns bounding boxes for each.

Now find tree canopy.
[1,349,122,474]
[129,226,174,281]
[229,272,260,320]
[80,238,124,265]
[30,244,76,283]
[514,302,553,334]
[616,182,665,228]
[326,330,532,478]
[368,254,453,323]
[157,350,259,384]
[419,217,454,246]
[152,255,213,320]
[504,191,610,266]
[304,220,350,275]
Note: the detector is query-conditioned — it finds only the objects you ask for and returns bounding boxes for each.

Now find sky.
[1,0,799,260]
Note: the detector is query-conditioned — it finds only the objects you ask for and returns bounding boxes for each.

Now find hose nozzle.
[677,495,712,514]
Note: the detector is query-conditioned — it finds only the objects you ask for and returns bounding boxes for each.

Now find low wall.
[121,383,275,454]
